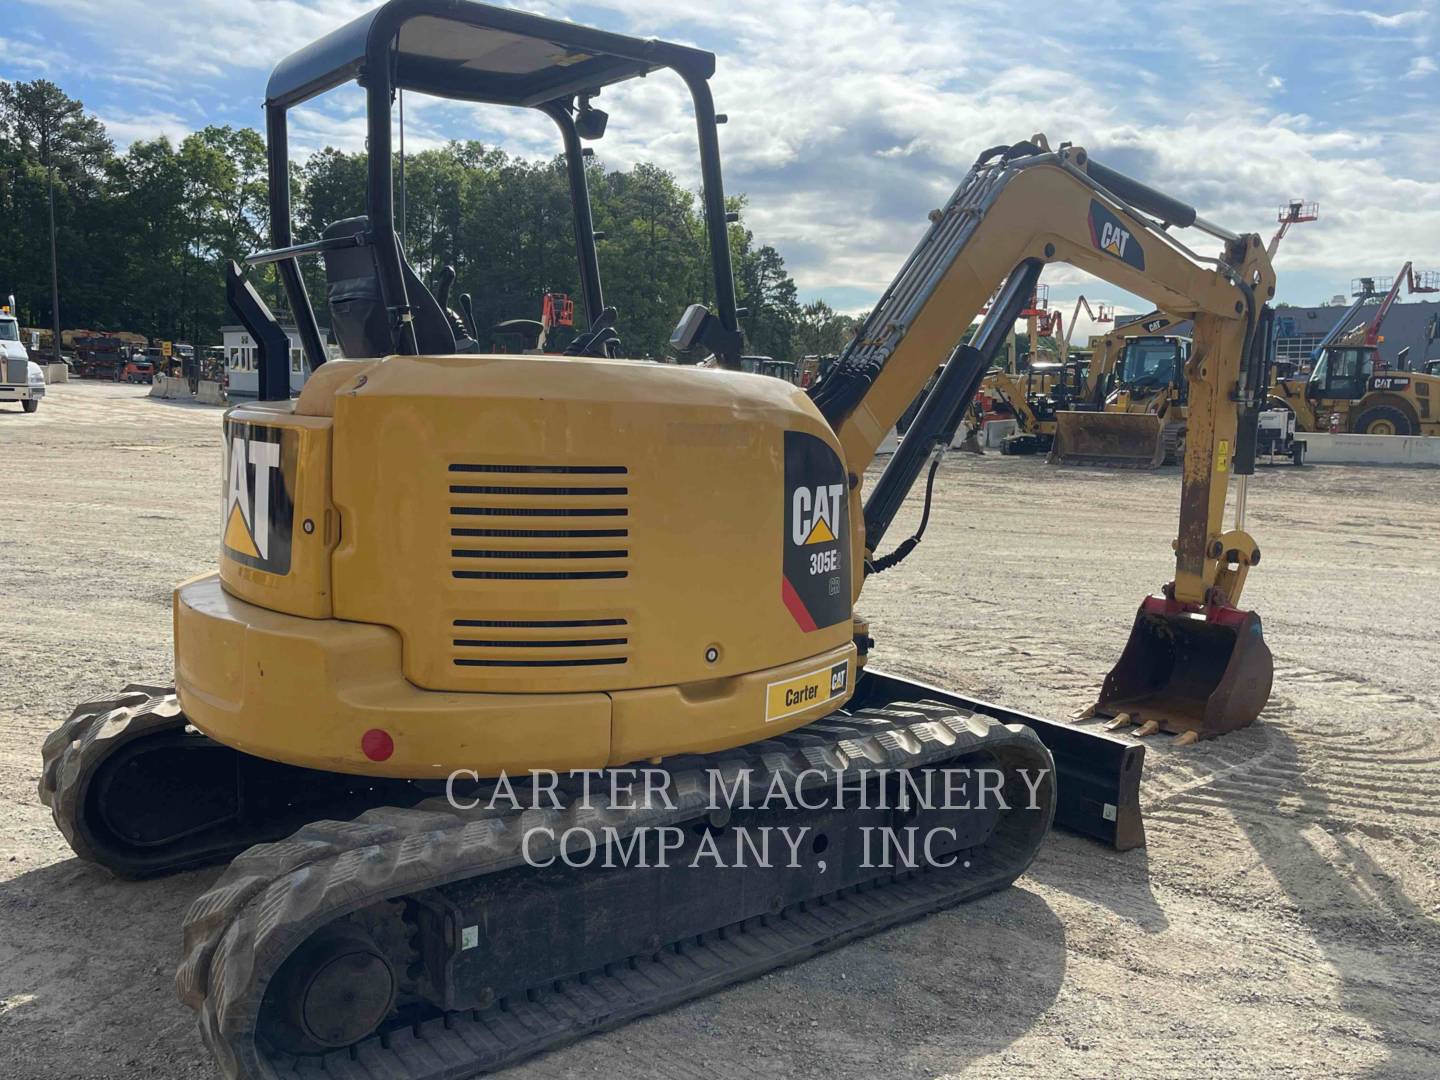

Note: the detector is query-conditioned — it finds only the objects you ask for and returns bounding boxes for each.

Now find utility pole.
[47,161,61,365]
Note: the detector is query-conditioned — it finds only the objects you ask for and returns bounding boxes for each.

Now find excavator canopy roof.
[265,0,716,109]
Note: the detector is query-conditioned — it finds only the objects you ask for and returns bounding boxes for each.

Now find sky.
[4,0,1438,341]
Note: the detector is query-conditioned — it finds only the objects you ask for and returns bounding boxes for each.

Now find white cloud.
[0,37,59,74]
[13,0,1440,311]
[98,109,191,146]
[1339,8,1426,29]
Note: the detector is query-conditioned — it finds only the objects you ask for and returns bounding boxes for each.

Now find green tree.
[733,239,800,361]
[796,300,859,356]
[0,79,112,352]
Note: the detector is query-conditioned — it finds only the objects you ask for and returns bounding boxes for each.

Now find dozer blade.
[1095,596,1273,739]
[1049,410,1166,469]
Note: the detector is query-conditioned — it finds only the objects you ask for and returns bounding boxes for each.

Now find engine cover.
[319,354,852,692]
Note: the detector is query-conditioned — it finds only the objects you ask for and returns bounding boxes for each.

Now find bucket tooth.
[1133,720,1160,738]
[1070,704,1097,721]
[1103,713,1133,731]
[1173,731,1200,747]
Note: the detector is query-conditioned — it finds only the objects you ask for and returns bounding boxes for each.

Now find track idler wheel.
[260,922,398,1055]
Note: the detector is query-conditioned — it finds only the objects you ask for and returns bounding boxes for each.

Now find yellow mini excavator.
[39,3,1275,1076]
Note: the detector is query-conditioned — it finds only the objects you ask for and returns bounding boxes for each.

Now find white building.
[219,324,328,398]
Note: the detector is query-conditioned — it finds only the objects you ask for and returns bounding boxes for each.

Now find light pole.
[47,160,61,366]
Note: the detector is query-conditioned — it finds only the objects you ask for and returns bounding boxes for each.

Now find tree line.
[0,79,860,362]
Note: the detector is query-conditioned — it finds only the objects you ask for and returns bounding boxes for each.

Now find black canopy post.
[679,70,741,359]
[226,261,294,402]
[362,50,416,355]
[265,104,327,372]
[542,101,604,326]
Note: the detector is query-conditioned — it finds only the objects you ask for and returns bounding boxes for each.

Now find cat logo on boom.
[1088,200,1146,271]
[222,419,295,575]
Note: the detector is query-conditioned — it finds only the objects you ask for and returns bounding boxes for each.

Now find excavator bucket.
[1096,597,1273,739]
[1050,410,1165,468]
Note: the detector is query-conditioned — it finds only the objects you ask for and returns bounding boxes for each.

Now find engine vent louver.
[446,464,633,670]
[449,617,630,668]
[447,463,630,582]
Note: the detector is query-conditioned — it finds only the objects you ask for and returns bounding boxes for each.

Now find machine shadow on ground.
[1229,726,1440,1079]
[1026,834,1169,933]
[689,885,1068,1079]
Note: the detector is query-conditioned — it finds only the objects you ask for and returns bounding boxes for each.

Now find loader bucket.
[1096,598,1273,739]
[1049,410,1165,468]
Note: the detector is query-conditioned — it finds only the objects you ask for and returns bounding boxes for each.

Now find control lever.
[459,293,479,339]
[565,307,619,356]
[435,265,456,310]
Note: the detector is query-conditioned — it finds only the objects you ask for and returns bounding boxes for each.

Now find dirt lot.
[2,380,1438,1079]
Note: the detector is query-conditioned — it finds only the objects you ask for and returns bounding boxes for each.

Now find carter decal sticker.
[765,660,851,723]
[782,431,851,632]
[1088,199,1146,271]
[223,419,296,575]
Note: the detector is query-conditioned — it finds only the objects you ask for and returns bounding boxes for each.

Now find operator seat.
[321,216,459,358]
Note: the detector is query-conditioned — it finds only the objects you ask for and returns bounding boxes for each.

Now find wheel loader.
[39,3,1277,1076]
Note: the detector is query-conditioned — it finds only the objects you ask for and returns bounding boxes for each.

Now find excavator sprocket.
[175,700,1054,1079]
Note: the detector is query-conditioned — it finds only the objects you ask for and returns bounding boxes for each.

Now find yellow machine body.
[179,142,1280,770]
[177,354,858,777]
[1270,366,1440,436]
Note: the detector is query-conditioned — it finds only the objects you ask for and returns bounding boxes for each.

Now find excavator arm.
[817,135,1276,740]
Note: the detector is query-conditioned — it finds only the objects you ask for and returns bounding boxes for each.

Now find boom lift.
[1268,199,1317,259]
[1271,262,1440,435]
[40,4,1274,1076]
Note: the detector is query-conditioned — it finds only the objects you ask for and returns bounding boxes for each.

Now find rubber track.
[39,684,184,863]
[177,701,1054,1080]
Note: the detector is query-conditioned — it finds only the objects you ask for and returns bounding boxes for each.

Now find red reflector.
[361,728,394,762]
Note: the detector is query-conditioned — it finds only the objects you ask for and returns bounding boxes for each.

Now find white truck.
[1,295,45,413]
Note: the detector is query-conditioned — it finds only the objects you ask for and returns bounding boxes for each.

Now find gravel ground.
[1,380,1437,1079]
